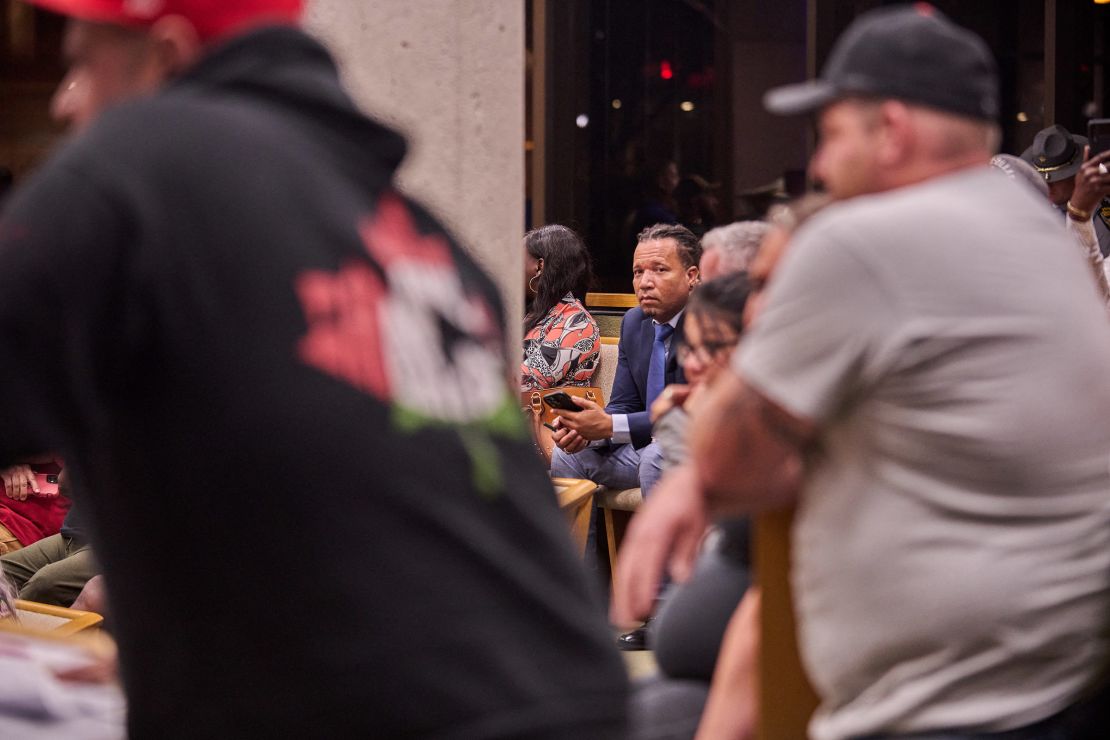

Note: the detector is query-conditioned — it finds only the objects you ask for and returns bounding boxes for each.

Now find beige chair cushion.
[596,341,619,403]
[598,486,642,512]
[594,313,624,339]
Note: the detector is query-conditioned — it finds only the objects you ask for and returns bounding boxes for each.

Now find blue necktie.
[646,323,674,408]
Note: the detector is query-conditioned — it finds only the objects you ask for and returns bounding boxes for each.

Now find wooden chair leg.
[604,506,618,586]
[570,498,592,557]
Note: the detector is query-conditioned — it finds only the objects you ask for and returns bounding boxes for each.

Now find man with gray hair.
[699,221,770,280]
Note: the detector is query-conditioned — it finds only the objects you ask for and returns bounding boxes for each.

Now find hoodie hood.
[173,26,408,186]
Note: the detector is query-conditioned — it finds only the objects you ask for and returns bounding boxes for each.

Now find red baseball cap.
[23,0,303,41]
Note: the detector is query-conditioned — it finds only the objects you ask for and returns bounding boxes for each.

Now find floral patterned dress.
[521,294,601,391]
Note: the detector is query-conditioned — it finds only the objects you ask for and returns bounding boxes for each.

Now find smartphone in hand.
[1089,118,1110,158]
[33,473,59,497]
[542,391,581,412]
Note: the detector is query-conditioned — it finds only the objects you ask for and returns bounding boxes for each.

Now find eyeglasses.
[676,339,736,365]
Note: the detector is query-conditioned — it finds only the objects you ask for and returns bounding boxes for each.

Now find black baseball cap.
[764,3,999,121]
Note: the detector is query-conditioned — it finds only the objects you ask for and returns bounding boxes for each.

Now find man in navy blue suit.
[550,224,700,497]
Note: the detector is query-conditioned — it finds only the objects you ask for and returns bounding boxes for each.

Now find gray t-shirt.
[736,167,1110,740]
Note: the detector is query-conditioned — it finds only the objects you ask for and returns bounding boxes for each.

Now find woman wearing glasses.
[624,273,754,739]
[650,272,749,467]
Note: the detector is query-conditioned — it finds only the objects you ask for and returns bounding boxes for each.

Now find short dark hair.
[636,223,701,270]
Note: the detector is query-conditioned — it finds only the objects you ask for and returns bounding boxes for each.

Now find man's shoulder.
[803,185,928,238]
[794,167,1032,252]
[619,306,649,335]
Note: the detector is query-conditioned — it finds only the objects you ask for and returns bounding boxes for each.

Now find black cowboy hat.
[1021,125,1087,183]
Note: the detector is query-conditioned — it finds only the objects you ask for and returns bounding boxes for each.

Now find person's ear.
[536,257,544,275]
[876,100,913,168]
[687,265,699,288]
[147,15,203,81]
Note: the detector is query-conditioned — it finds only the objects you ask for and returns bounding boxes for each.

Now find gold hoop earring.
[528,273,541,294]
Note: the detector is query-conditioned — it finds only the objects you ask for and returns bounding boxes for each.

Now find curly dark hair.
[524,225,594,332]
[636,223,702,269]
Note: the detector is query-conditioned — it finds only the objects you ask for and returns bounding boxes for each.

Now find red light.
[660,60,674,80]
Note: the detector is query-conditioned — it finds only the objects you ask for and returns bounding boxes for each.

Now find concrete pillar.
[304,1,525,349]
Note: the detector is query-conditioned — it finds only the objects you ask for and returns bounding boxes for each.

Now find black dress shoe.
[617,619,652,651]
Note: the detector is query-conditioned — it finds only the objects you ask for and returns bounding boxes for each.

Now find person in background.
[689,194,827,740]
[550,223,699,500]
[699,221,771,280]
[673,175,721,239]
[0,458,70,556]
[70,573,106,613]
[521,224,600,391]
[551,223,698,651]
[994,150,1110,306]
[1,468,95,607]
[623,195,828,739]
[636,160,681,228]
[1022,124,1110,257]
[622,159,682,253]
[629,273,752,740]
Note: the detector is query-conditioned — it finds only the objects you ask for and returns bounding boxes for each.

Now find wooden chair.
[9,600,103,636]
[591,337,644,586]
[596,486,641,584]
[585,292,638,310]
[553,477,598,556]
[548,312,645,589]
[755,507,820,738]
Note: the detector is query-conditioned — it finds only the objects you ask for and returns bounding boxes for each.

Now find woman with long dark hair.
[521,225,600,390]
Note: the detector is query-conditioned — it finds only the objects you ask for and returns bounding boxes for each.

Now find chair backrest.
[585,293,638,310]
[11,600,103,636]
[757,509,820,738]
[585,293,634,340]
[596,339,619,402]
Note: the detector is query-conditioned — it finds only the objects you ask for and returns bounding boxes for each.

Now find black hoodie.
[0,27,627,738]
